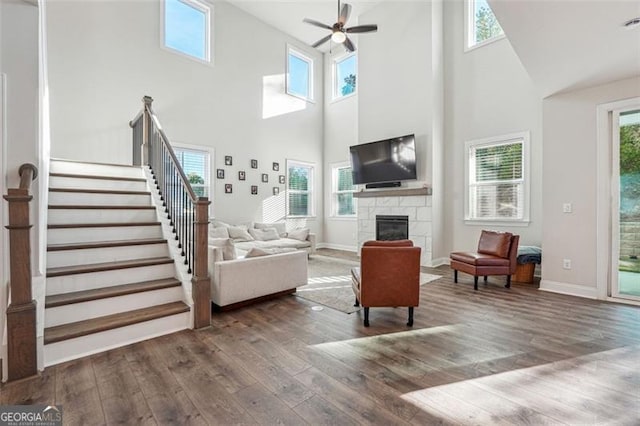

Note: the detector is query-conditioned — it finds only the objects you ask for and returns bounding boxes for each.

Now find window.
[333,53,357,100]
[287,160,314,217]
[465,132,530,223]
[163,0,212,63]
[465,0,504,50]
[286,46,313,101]
[332,164,356,216]
[174,146,211,198]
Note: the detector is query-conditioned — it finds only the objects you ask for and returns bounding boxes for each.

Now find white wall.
[443,0,543,255]
[0,0,41,378]
[322,50,358,250]
[541,76,640,297]
[46,0,324,232]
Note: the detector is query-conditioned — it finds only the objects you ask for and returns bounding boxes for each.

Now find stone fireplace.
[356,188,432,266]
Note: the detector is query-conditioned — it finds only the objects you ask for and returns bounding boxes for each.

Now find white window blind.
[287,161,314,216]
[333,165,355,216]
[466,133,529,222]
[174,147,210,198]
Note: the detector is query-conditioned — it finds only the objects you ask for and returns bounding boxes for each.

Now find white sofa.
[208,246,308,310]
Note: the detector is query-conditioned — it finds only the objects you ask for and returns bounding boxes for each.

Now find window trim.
[332,52,357,102]
[161,0,214,66]
[331,162,357,218]
[286,44,315,102]
[463,0,505,52]
[464,131,530,226]
[286,159,316,218]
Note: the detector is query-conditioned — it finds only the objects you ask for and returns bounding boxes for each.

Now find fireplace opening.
[376,215,409,241]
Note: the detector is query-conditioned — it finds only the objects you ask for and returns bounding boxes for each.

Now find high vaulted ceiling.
[489,0,640,97]
[226,0,381,51]
[227,0,640,96]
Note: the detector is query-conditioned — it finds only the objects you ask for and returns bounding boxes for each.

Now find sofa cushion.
[477,230,512,258]
[208,238,237,260]
[209,226,230,239]
[212,220,231,228]
[228,225,254,242]
[288,228,310,242]
[249,227,280,241]
[450,251,510,266]
[245,247,297,258]
[263,238,311,249]
[255,222,287,238]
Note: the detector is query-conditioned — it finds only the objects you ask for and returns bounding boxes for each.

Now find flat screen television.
[349,134,417,185]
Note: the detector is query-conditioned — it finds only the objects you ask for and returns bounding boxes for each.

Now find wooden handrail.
[3,162,38,381]
[131,96,211,329]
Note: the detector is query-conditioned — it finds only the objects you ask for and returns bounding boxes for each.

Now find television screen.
[349,134,417,185]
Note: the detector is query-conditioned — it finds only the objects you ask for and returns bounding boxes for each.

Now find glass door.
[612,108,640,301]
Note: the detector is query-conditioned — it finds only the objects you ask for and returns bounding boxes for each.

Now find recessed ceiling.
[489,0,640,97]
[226,0,381,51]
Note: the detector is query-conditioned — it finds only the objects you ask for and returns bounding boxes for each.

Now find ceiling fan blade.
[346,24,378,34]
[338,3,352,25]
[303,18,332,30]
[311,34,332,48]
[344,36,356,52]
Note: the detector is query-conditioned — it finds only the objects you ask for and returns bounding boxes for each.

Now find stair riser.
[47,226,163,245]
[45,286,184,327]
[49,176,148,191]
[43,312,190,367]
[48,192,151,206]
[46,263,176,295]
[48,209,158,225]
[47,244,169,268]
[50,160,144,179]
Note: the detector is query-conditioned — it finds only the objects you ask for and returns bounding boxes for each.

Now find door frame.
[596,96,640,304]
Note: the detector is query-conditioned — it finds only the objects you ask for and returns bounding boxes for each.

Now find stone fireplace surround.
[356,189,432,266]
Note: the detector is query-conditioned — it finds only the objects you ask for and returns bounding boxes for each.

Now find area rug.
[296,255,442,314]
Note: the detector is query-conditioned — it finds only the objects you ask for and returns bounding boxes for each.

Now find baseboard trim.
[539,280,598,299]
[316,243,358,252]
[429,257,449,267]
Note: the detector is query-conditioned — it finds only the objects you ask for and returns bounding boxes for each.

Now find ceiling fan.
[303,0,378,52]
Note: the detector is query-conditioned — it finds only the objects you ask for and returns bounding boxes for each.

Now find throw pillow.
[208,238,237,260]
[212,220,231,228]
[254,221,287,238]
[209,226,229,239]
[245,247,296,258]
[228,225,254,241]
[248,227,280,241]
[288,228,309,242]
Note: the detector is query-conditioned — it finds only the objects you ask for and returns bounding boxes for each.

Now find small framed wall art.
[272,162,279,171]
[225,184,233,194]
[261,173,268,183]
[217,169,225,179]
[224,156,233,166]
[238,170,246,180]
[251,185,258,195]
[251,159,258,169]
[278,175,285,184]
[273,187,279,196]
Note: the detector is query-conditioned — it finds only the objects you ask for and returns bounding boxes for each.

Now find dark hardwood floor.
[2,262,639,425]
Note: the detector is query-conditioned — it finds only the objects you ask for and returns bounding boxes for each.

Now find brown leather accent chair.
[450,230,519,290]
[351,240,421,327]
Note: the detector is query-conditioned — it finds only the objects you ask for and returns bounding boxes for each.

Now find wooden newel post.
[142,95,153,165]
[192,198,211,329]
[3,163,38,381]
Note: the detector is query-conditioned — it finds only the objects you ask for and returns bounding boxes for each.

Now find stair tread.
[48,238,167,251]
[49,188,151,195]
[50,172,146,182]
[50,158,142,169]
[45,278,181,308]
[48,221,161,229]
[47,257,174,277]
[44,301,189,344]
[49,204,155,210]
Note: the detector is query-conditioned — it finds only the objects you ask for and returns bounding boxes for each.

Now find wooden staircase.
[43,159,190,366]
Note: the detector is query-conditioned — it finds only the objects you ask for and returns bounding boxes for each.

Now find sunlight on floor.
[262,74,306,119]
[306,275,351,285]
[312,324,461,349]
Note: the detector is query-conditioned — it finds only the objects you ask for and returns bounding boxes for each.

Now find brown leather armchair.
[450,230,519,290]
[351,240,421,327]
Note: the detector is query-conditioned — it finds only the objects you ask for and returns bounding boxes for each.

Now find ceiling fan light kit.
[303,0,377,52]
